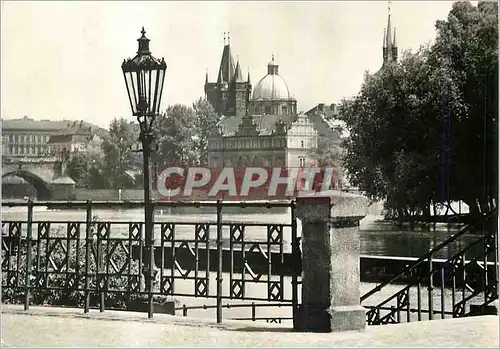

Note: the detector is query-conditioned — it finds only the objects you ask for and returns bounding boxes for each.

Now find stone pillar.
[296,196,367,332]
[50,177,76,200]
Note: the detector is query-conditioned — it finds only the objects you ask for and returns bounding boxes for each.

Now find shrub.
[1,220,172,309]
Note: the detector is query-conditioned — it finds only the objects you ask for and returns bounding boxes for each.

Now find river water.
[1,204,485,259]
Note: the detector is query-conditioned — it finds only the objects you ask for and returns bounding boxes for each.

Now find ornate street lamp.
[122,27,167,318]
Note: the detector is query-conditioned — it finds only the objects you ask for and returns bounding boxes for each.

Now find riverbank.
[1,305,498,347]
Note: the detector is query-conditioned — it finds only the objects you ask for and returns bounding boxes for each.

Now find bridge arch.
[2,170,53,200]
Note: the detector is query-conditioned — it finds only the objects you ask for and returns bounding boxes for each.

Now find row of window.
[4,145,48,155]
[211,155,309,168]
[251,104,296,115]
[210,138,287,149]
[3,145,86,157]
[210,138,314,150]
[3,134,50,144]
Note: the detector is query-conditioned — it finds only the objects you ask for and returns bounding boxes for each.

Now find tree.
[154,104,197,167]
[192,98,220,165]
[66,153,88,188]
[430,1,498,214]
[338,50,443,217]
[101,118,137,189]
[338,1,498,218]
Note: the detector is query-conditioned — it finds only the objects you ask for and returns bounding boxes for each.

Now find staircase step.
[469,301,499,316]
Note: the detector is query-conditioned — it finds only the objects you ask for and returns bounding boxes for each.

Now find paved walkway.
[1,305,499,347]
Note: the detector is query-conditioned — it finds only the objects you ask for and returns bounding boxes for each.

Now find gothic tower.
[382,2,398,66]
[205,32,251,117]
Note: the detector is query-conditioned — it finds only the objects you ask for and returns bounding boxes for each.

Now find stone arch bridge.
[2,157,68,200]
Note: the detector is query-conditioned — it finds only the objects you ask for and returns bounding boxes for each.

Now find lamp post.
[122,27,167,318]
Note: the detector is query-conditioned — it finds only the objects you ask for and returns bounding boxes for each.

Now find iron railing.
[361,208,498,325]
[3,200,497,327]
[176,302,294,323]
[1,200,301,325]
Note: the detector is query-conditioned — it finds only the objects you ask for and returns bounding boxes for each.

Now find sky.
[1,1,461,129]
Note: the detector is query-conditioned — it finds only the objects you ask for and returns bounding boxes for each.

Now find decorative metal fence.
[3,200,497,328]
[361,209,498,325]
[1,200,302,325]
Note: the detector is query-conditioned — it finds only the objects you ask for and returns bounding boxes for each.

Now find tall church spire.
[383,1,397,65]
[385,1,392,53]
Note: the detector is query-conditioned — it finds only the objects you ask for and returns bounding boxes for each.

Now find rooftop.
[2,116,73,131]
[2,116,107,138]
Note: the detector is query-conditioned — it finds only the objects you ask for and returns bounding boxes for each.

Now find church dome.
[252,55,292,101]
[252,74,290,100]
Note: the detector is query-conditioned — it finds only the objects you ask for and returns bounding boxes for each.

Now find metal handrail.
[367,233,491,310]
[361,208,497,302]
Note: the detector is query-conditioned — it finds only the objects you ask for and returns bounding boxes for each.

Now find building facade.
[206,38,331,171]
[1,116,66,158]
[46,120,105,157]
[2,116,106,161]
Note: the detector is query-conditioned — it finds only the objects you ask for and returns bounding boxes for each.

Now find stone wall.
[1,183,36,198]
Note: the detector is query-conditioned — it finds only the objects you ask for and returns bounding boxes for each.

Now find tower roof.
[382,1,398,66]
[252,55,293,101]
[385,2,393,55]
[233,59,245,83]
[217,32,236,84]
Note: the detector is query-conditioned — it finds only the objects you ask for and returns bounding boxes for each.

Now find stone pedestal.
[296,196,367,332]
[50,177,76,200]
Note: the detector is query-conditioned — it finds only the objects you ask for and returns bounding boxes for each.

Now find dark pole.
[122,28,166,320]
[141,127,155,319]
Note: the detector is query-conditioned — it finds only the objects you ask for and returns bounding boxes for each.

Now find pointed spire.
[205,69,208,84]
[247,68,251,84]
[217,68,224,84]
[233,60,244,83]
[385,1,393,53]
[217,30,235,83]
[382,0,398,65]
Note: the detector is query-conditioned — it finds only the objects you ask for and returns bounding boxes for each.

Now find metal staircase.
[361,209,498,325]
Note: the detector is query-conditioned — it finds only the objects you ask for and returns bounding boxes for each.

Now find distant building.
[2,116,68,158]
[46,120,106,158]
[305,103,342,139]
[206,37,337,171]
[1,116,106,161]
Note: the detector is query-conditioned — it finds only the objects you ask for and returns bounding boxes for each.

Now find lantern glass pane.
[144,69,152,114]
[156,69,166,114]
[149,69,159,114]
[137,70,145,103]
[124,71,139,115]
